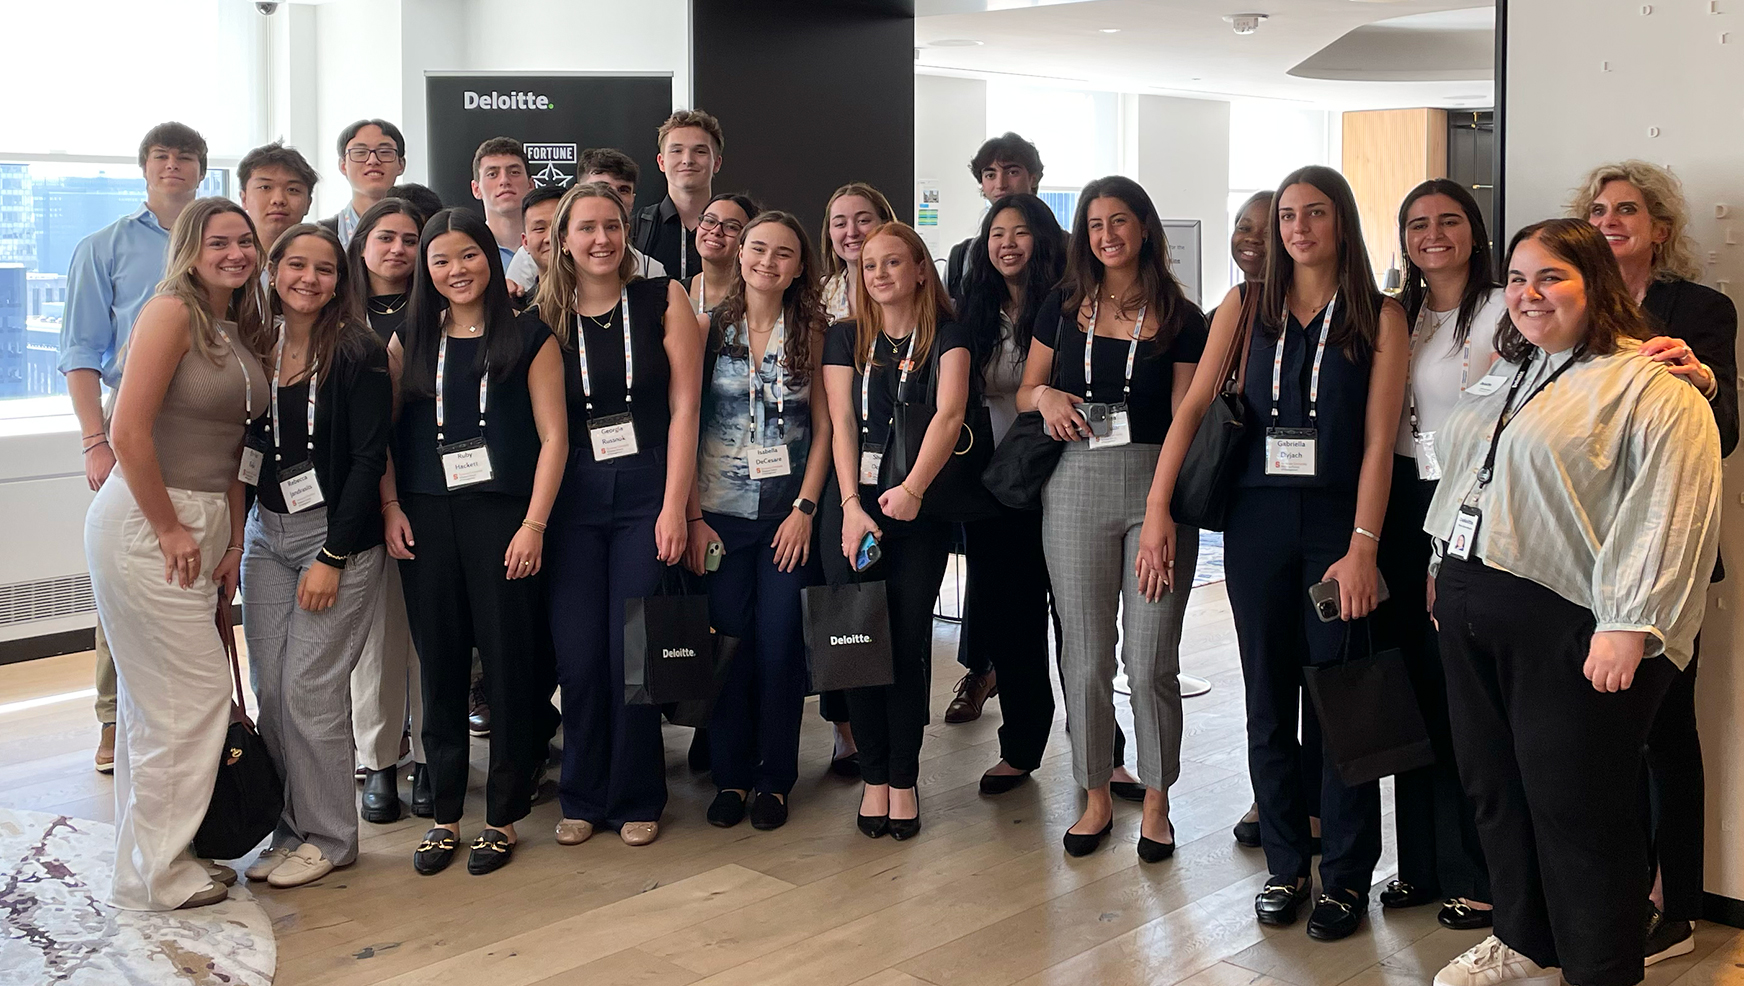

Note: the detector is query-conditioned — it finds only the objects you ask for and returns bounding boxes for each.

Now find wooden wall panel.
[1341,108,1449,280]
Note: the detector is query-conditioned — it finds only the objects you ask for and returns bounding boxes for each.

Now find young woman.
[688,192,758,320]
[385,208,567,876]
[685,211,831,830]
[1016,177,1206,863]
[239,224,392,888]
[1140,166,1409,940]
[533,182,702,849]
[1427,219,1720,986]
[85,197,270,910]
[344,196,427,823]
[1372,179,1501,929]
[822,221,966,841]
[953,193,1065,794]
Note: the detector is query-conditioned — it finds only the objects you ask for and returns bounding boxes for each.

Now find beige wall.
[1341,108,1447,280]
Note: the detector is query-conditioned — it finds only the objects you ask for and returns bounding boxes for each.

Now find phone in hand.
[704,540,724,573]
[1080,402,1111,437]
[1309,574,1392,622]
[854,531,882,572]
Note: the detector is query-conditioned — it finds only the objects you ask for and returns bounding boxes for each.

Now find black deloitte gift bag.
[800,577,895,692]
[625,566,730,706]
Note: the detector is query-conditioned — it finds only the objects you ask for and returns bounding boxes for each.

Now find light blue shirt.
[333,204,360,248]
[58,203,171,387]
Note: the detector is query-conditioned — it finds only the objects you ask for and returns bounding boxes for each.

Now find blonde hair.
[1567,160,1702,282]
[819,182,897,281]
[533,182,639,345]
[849,222,953,373]
[154,197,270,363]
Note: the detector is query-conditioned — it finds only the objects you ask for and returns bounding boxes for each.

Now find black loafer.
[1380,879,1436,909]
[707,790,748,828]
[1063,820,1113,858]
[1306,890,1368,941]
[857,813,889,838]
[1109,781,1146,803]
[978,770,1031,796]
[360,767,401,824]
[466,829,514,875]
[1254,877,1312,926]
[410,763,434,818]
[1233,817,1261,848]
[830,752,861,778]
[688,727,711,773]
[749,792,788,831]
[1438,899,1494,930]
[412,827,458,875]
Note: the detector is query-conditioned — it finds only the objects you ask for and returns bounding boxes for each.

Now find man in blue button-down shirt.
[57,121,207,772]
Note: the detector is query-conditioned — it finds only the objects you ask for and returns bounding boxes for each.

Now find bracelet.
[840,494,858,508]
[901,481,924,502]
[319,547,348,562]
[380,499,400,514]
[521,518,547,534]
[224,545,243,556]
[82,431,105,441]
[1353,526,1381,544]
[687,516,704,524]
[81,440,110,455]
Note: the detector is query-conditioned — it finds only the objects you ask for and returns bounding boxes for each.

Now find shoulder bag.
[1170,283,1258,532]
[192,599,285,861]
[878,333,1000,523]
[981,337,1066,512]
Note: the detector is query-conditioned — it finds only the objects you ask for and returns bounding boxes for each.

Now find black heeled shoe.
[1062,820,1113,858]
[409,763,433,818]
[360,767,401,824]
[888,790,920,841]
[857,785,889,838]
[1109,781,1146,803]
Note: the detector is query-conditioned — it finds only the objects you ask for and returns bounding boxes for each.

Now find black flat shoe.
[857,813,889,838]
[749,792,788,831]
[412,827,458,875]
[688,727,711,773]
[888,790,920,841]
[707,790,748,828]
[1254,876,1311,926]
[830,752,861,778]
[409,763,434,818]
[466,829,514,875]
[1306,890,1367,941]
[1380,879,1437,909]
[1063,820,1113,858]
[1438,899,1494,930]
[978,770,1031,795]
[1109,781,1145,803]
[360,767,401,824]
[1137,822,1175,863]
[1233,817,1261,848]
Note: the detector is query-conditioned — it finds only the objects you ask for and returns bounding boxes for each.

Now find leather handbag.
[1170,283,1258,532]
[192,600,285,861]
[879,336,1000,523]
[981,338,1067,512]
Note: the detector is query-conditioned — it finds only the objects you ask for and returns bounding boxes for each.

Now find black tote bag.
[878,334,1000,523]
[800,578,895,692]
[1171,283,1258,532]
[193,601,284,861]
[624,567,723,706]
[1302,620,1435,787]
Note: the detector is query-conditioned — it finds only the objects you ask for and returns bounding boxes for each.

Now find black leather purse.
[981,343,1065,512]
[192,601,285,861]
[879,334,1000,523]
[1170,283,1257,532]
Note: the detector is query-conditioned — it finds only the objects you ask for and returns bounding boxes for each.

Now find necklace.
[367,293,408,316]
[584,310,614,331]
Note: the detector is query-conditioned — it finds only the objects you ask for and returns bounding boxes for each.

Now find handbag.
[1302,619,1435,787]
[664,571,742,727]
[879,335,1000,523]
[981,342,1067,512]
[624,566,727,706]
[192,600,284,861]
[800,577,895,692]
[1170,283,1258,532]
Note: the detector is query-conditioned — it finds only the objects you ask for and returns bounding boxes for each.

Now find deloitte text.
[661,647,697,659]
[464,90,554,111]
[830,634,873,646]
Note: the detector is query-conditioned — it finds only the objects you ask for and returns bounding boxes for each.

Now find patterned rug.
[1192,530,1225,587]
[0,808,275,985]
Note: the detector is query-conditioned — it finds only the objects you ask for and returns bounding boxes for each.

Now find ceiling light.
[1223,13,1269,35]
[1099,28,1121,33]
[929,38,984,47]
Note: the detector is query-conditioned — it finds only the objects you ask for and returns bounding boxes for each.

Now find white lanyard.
[1407,306,1471,437]
[693,269,706,315]
[747,316,786,436]
[435,331,488,444]
[1085,297,1147,403]
[215,326,253,429]
[680,228,690,281]
[860,333,917,437]
[575,287,633,418]
[270,321,317,462]
[1271,292,1336,426]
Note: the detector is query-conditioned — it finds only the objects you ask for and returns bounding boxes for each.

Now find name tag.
[1465,369,1509,397]
[238,437,267,486]
[751,443,792,480]
[859,445,884,486]
[1087,407,1131,450]
[440,438,494,489]
[588,412,639,461]
[279,462,326,513]
[1448,505,1482,560]
[1413,431,1443,481]
[1264,427,1318,477]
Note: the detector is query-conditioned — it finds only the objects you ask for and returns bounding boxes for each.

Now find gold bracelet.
[319,547,348,563]
[224,545,243,556]
[521,518,547,534]
[840,494,858,507]
[901,481,924,501]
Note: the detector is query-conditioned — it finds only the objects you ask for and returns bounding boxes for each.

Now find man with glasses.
[323,119,406,246]
[632,110,724,280]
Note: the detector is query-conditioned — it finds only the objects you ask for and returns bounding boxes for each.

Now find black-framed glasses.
[698,214,744,236]
[345,146,401,164]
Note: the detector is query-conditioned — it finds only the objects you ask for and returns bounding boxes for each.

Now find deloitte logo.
[662,647,697,659]
[829,634,873,646]
[463,90,554,111]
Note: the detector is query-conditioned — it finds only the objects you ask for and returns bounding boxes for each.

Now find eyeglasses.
[698,214,744,236]
[345,146,401,164]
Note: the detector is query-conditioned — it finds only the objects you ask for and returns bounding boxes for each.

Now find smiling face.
[980,159,1036,202]
[1230,197,1270,280]
[563,196,628,279]
[363,212,419,290]
[657,126,720,195]
[193,211,258,294]
[1086,195,1142,272]
[241,164,313,254]
[697,199,750,263]
[987,206,1034,281]
[739,220,802,297]
[1506,234,1589,353]
[829,194,882,263]
[340,124,405,198]
[425,230,490,308]
[273,234,341,317]
[1277,182,1338,269]
[144,144,204,202]
[472,154,533,221]
[522,199,559,274]
[1587,179,1667,271]
[1404,193,1474,279]
[860,232,924,308]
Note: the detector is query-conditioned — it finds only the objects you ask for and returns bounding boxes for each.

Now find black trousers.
[1224,485,1382,894]
[399,491,558,828]
[1645,642,1703,922]
[959,507,1055,770]
[1436,556,1675,986]
[1373,455,1490,903]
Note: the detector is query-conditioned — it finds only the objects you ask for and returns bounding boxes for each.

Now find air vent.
[0,574,96,627]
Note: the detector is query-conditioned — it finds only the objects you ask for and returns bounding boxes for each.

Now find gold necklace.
[367,293,408,316]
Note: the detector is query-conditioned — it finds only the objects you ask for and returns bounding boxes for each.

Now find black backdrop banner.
[425,73,672,219]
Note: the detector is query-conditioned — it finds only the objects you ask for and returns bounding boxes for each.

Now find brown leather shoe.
[95,724,115,774]
[943,670,997,724]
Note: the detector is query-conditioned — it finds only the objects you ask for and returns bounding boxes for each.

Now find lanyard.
[215,326,254,429]
[1085,297,1147,404]
[435,330,488,444]
[747,316,786,437]
[1407,306,1471,438]
[1472,348,1580,491]
[680,228,690,281]
[693,269,706,315]
[270,321,317,462]
[860,333,917,438]
[1271,292,1337,426]
[575,287,633,418]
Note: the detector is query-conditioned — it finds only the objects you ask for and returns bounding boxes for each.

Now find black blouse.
[822,318,974,451]
[1238,299,1372,491]
[366,294,409,347]
[1030,288,1208,445]
[562,277,675,450]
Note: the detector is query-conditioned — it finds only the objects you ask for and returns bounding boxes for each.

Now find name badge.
[859,445,884,486]
[238,437,267,486]
[1448,505,1482,561]
[1264,427,1318,477]
[1465,369,1509,398]
[751,444,792,480]
[1087,407,1132,450]
[588,412,639,461]
[440,437,494,489]
[279,462,326,513]
[1413,431,1443,481]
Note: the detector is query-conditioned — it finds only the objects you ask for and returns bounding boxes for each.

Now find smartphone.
[1309,574,1392,623]
[854,531,882,572]
[1080,402,1111,437]
[704,540,725,573]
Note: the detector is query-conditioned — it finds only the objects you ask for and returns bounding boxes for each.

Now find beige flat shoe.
[619,821,659,846]
[177,881,229,909]
[267,843,335,888]
[555,819,595,846]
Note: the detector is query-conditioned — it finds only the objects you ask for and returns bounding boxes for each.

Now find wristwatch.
[793,497,816,516]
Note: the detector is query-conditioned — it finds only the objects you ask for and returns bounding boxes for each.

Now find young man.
[383,183,444,225]
[504,183,567,296]
[944,132,1045,300]
[632,109,723,280]
[324,118,406,246]
[470,137,534,268]
[238,140,318,255]
[59,121,208,773]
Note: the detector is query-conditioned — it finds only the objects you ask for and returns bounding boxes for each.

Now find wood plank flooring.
[1,580,1738,986]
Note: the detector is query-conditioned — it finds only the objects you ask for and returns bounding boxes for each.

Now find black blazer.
[1644,277,1739,457]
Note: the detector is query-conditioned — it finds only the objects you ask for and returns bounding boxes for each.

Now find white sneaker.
[1434,936,1562,986]
[266,843,335,888]
[244,846,293,882]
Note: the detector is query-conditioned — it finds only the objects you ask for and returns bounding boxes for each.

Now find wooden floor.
[2,581,1739,986]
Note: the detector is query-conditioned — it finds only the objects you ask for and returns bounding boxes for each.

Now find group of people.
[63,113,1728,986]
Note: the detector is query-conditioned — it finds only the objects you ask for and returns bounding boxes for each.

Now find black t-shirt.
[822,318,974,450]
[366,295,409,346]
[1030,288,1208,444]
[561,277,674,450]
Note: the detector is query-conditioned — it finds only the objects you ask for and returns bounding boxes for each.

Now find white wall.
[1506,0,1744,904]
[1121,94,1233,306]
[913,74,989,258]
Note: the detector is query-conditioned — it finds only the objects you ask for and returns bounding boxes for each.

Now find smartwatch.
[793,497,816,516]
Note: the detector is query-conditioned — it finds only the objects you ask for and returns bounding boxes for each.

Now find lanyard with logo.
[745,316,791,480]
[436,328,493,489]
[858,333,917,486]
[222,326,267,486]
[577,287,640,461]
[269,322,325,512]
[1083,296,1145,450]
[1264,293,1336,478]
[1406,306,1471,482]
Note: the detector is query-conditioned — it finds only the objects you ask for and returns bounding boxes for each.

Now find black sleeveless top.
[562,276,674,450]
[1237,299,1371,491]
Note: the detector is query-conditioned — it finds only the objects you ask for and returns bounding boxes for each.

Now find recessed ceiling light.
[1099,28,1121,33]
[929,38,984,47]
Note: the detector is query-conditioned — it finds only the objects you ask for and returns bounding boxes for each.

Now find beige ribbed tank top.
[152,321,269,492]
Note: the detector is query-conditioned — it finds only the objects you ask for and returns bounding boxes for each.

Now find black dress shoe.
[466,829,514,875]
[978,770,1031,795]
[749,792,788,831]
[1063,820,1113,857]
[412,827,458,875]
[888,790,920,841]
[1306,890,1368,941]
[688,727,711,773]
[830,752,861,778]
[1438,899,1494,930]
[1380,879,1437,909]
[1109,781,1146,803]
[707,790,747,828]
[1233,817,1261,848]
[410,763,434,818]
[1254,877,1312,926]
[360,767,401,824]
[467,679,491,737]
[857,812,889,838]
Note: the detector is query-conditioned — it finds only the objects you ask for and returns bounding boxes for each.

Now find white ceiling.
[915,0,1496,110]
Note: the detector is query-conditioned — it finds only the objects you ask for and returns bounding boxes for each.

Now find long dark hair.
[268,223,373,380]
[1259,166,1383,360]
[1061,175,1192,353]
[710,211,826,386]
[402,208,522,398]
[1396,179,1498,352]
[346,197,427,304]
[1495,219,1651,364]
[955,193,1065,378]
